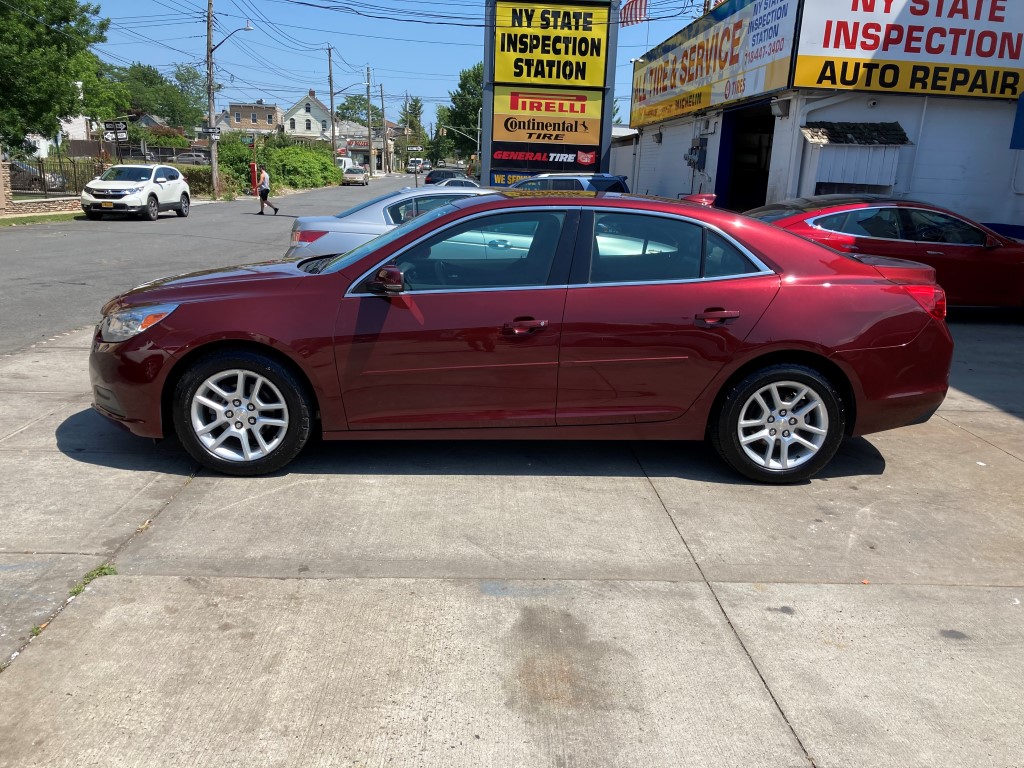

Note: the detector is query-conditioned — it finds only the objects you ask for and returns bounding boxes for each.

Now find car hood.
[87,179,152,190]
[102,260,307,313]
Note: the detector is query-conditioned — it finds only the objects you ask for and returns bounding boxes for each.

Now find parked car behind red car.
[745,195,1024,308]
[90,192,952,482]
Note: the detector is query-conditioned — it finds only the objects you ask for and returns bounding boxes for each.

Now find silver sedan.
[286,186,491,259]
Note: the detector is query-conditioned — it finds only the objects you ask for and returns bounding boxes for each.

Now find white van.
[406,157,424,174]
[335,156,358,172]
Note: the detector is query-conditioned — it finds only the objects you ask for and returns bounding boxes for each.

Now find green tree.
[0,0,109,147]
[76,54,130,122]
[398,96,426,144]
[446,63,483,158]
[335,95,382,127]
[116,63,205,129]
[426,105,455,164]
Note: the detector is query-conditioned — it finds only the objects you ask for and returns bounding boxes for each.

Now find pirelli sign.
[485,0,615,185]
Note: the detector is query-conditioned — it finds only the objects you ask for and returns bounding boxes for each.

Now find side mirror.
[366,265,404,294]
[155,176,167,183]
[984,235,1001,250]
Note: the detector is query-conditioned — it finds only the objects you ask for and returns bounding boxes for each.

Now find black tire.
[142,195,159,221]
[84,210,103,220]
[172,350,312,476]
[176,193,190,217]
[711,364,845,484]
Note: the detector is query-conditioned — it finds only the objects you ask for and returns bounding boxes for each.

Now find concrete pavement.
[0,215,1022,765]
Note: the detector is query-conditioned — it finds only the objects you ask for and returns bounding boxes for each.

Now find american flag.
[620,0,648,27]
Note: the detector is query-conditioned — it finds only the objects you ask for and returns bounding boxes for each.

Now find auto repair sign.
[491,142,599,172]
[794,0,1023,98]
[492,86,603,145]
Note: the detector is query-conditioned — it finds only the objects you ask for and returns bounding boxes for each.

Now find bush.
[215,134,341,193]
[171,164,239,198]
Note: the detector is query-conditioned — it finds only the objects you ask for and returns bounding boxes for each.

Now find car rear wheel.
[142,195,159,221]
[173,350,312,475]
[711,364,845,483]
[176,193,190,217]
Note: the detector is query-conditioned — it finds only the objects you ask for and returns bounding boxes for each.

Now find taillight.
[291,230,327,246]
[903,284,947,319]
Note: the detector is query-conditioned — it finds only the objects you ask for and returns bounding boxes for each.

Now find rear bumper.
[836,319,954,436]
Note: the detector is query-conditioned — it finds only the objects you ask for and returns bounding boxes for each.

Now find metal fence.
[7,157,103,197]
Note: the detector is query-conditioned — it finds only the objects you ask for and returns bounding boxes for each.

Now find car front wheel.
[711,364,845,483]
[142,195,159,221]
[176,193,190,217]
[172,350,312,475]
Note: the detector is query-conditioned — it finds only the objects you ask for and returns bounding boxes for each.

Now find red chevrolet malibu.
[90,192,953,483]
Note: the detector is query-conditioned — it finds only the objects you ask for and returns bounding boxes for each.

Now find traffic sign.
[201,127,221,137]
[103,121,127,131]
[116,131,128,141]
[103,131,115,142]
[408,145,423,151]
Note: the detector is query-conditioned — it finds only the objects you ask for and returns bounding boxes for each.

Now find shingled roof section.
[801,122,912,146]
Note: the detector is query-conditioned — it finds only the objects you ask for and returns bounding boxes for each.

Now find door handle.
[502,318,548,336]
[488,239,512,250]
[845,245,861,252]
[926,250,944,255]
[695,309,740,326]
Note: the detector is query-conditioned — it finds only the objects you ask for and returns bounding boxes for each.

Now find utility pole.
[327,46,336,158]
[366,65,373,175]
[206,0,219,198]
[380,82,387,174]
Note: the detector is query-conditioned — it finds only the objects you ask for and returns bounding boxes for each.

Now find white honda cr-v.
[81,164,191,221]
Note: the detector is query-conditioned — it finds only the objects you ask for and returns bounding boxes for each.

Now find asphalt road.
[0,175,415,355]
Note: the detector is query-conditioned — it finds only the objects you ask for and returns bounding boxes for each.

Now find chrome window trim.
[807,205,988,246]
[345,205,775,298]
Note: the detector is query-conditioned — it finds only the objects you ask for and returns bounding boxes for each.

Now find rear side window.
[816,208,903,239]
[587,213,760,283]
[551,179,584,190]
[591,178,626,192]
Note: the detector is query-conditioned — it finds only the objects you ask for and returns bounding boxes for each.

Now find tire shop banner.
[794,0,1023,98]
[630,0,797,128]
[494,1,610,87]
[491,142,600,172]
[492,86,603,145]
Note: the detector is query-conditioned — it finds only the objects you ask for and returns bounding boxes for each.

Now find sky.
[89,0,705,128]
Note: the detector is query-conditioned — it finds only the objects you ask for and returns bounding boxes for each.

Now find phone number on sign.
[743,37,785,65]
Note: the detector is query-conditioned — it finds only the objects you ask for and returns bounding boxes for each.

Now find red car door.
[334,209,575,429]
[556,211,780,425]
[899,207,1023,307]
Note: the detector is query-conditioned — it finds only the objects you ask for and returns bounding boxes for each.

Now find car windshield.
[100,167,153,182]
[334,189,404,219]
[345,168,363,175]
[320,202,458,274]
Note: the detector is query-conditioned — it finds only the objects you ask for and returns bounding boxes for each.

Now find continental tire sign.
[493,86,603,144]
[485,0,614,185]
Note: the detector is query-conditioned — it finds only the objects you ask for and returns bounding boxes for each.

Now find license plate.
[101,202,114,208]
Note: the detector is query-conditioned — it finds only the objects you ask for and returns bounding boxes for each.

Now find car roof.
[526,172,624,179]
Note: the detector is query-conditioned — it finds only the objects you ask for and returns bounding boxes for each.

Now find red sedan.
[90,192,952,483]
[745,195,1024,308]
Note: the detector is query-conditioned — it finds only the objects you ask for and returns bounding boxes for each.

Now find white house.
[283,90,339,142]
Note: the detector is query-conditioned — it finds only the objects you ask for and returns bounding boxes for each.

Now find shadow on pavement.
[55,405,885,484]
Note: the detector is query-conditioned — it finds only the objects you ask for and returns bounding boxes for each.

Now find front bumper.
[81,193,146,213]
[89,325,175,438]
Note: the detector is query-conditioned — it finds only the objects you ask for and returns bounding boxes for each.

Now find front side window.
[514,179,545,191]
[815,207,903,240]
[163,168,180,181]
[904,209,986,245]
[551,179,583,190]
[379,211,566,291]
[386,194,467,225]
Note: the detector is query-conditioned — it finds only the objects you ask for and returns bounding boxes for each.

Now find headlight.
[100,303,178,343]
[83,186,95,196]
[123,185,146,195]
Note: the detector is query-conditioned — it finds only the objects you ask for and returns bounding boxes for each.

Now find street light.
[206,6,253,198]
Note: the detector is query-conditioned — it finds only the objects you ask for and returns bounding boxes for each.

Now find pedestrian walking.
[256,165,279,215]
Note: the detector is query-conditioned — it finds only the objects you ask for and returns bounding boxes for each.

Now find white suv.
[81,165,191,221]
